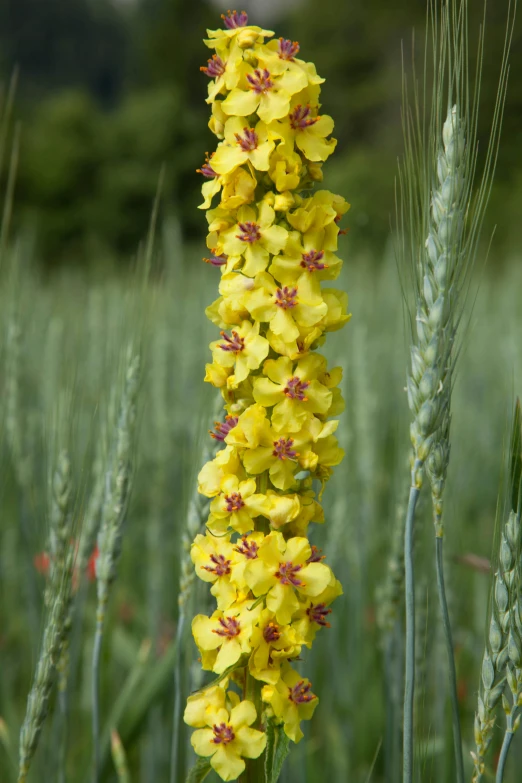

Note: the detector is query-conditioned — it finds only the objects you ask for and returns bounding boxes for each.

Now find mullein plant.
[398,1,514,782]
[183,10,350,782]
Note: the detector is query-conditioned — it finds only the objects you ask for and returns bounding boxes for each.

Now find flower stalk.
[184,11,350,781]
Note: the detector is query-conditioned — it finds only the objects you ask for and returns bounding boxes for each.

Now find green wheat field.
[0,229,521,781]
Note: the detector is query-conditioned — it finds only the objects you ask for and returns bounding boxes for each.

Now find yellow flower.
[220,202,288,277]
[211,117,276,176]
[253,355,332,432]
[320,288,352,332]
[230,531,266,588]
[234,412,314,490]
[293,577,343,647]
[209,99,227,138]
[254,38,324,87]
[192,598,261,674]
[209,320,270,387]
[205,12,274,49]
[244,531,332,624]
[199,162,257,211]
[198,445,244,497]
[191,532,239,609]
[184,683,228,728]
[249,608,302,684]
[205,360,232,388]
[268,144,303,192]
[270,101,336,163]
[285,490,324,536]
[262,665,318,742]
[200,43,243,102]
[221,62,308,124]
[269,230,342,291]
[206,273,255,328]
[246,272,327,344]
[266,490,301,529]
[190,696,267,782]
[208,475,270,534]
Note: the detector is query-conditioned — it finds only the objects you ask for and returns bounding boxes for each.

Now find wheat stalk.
[17,452,75,782]
[92,347,140,783]
[399,0,515,778]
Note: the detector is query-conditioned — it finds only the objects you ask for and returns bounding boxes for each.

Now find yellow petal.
[191,728,216,757]
[211,744,246,782]
[235,726,267,758]
[229,699,257,729]
[222,88,259,117]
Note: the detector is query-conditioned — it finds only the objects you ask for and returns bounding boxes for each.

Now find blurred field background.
[0,0,522,781]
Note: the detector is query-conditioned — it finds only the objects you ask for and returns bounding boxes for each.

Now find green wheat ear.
[397,1,516,781]
[473,400,522,783]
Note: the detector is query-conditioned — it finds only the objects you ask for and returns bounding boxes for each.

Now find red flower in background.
[33,541,99,586]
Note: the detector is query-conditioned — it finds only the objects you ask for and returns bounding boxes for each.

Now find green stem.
[496,708,519,783]
[243,672,264,783]
[169,611,186,783]
[92,616,104,783]
[403,470,421,783]
[435,535,464,783]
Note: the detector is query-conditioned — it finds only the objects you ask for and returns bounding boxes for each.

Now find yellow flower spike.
[244,531,333,625]
[192,598,262,674]
[261,664,319,742]
[252,355,333,432]
[190,698,267,782]
[209,320,270,387]
[248,608,302,684]
[208,475,270,535]
[188,13,352,770]
[191,532,239,610]
[220,202,288,277]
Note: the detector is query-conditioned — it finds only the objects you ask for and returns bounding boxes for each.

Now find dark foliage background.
[0,0,520,268]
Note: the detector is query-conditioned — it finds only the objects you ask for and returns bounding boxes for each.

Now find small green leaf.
[264,717,276,781]
[267,723,291,783]
[510,398,522,514]
[185,756,212,783]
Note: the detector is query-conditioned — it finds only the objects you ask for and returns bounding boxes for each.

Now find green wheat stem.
[403,468,421,783]
[92,615,104,783]
[495,707,519,783]
[169,611,186,783]
[435,535,464,783]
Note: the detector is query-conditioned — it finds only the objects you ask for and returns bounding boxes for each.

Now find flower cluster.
[184,11,350,780]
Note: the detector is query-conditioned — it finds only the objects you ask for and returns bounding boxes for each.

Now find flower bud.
[307,163,324,181]
[273,191,295,212]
